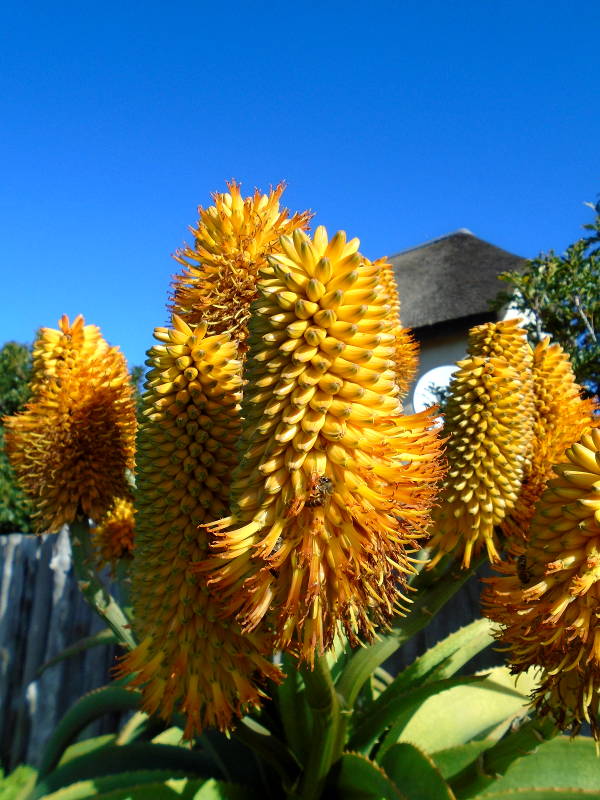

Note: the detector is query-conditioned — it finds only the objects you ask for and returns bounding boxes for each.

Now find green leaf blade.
[380,742,456,800]
[329,753,408,800]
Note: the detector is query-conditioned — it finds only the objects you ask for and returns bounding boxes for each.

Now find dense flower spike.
[170,181,312,349]
[92,496,135,572]
[483,428,600,737]
[4,315,136,531]
[377,258,419,397]
[202,227,444,664]
[502,337,598,545]
[118,316,281,736]
[426,318,534,567]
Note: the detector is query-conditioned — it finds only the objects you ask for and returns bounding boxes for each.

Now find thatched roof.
[388,229,526,330]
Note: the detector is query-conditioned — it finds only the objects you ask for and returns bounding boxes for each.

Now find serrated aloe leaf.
[57,735,116,767]
[35,629,117,678]
[151,726,185,746]
[390,618,495,694]
[36,770,195,800]
[349,676,482,755]
[329,752,408,800]
[193,778,262,799]
[351,618,495,747]
[30,743,215,800]
[371,666,394,700]
[86,777,208,800]
[379,666,537,759]
[380,742,456,800]
[449,716,558,798]
[37,685,142,779]
[114,711,149,746]
[467,736,600,798]
[432,741,495,781]
[475,791,600,799]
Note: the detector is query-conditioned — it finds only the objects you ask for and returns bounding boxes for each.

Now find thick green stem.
[70,517,136,650]
[297,654,343,800]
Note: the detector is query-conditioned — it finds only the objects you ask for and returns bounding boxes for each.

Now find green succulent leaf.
[349,675,483,755]
[35,629,117,678]
[455,735,600,799]
[378,666,538,760]
[30,744,215,800]
[192,778,261,799]
[57,735,116,767]
[432,741,496,781]
[114,712,152,746]
[474,791,600,799]
[41,776,255,800]
[151,726,185,746]
[449,716,558,798]
[390,618,495,692]
[32,771,196,800]
[329,752,408,800]
[380,742,456,800]
[349,618,494,754]
[37,685,142,779]
[0,764,38,800]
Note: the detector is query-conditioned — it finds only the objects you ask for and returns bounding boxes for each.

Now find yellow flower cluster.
[4,315,136,531]
[427,318,534,567]
[117,316,281,736]
[171,181,311,349]
[376,257,419,397]
[92,496,135,572]
[202,227,444,663]
[501,337,597,545]
[484,428,600,736]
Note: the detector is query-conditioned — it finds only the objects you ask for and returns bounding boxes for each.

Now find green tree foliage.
[130,364,146,422]
[0,341,35,533]
[495,201,600,397]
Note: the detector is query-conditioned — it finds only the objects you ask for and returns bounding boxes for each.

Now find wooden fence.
[0,531,118,770]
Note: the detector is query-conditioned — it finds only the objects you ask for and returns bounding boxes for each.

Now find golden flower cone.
[92,496,135,571]
[426,318,535,568]
[376,257,418,397]
[170,181,311,350]
[483,427,600,737]
[201,227,444,664]
[501,337,598,546]
[117,316,281,736]
[4,315,136,531]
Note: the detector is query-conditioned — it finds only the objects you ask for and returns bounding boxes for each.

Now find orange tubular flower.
[426,318,534,568]
[502,337,598,546]
[483,428,600,737]
[92,496,135,571]
[4,315,136,532]
[170,181,312,350]
[117,316,281,737]
[202,227,444,664]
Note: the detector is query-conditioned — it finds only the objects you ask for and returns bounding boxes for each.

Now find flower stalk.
[297,654,344,800]
[69,517,136,650]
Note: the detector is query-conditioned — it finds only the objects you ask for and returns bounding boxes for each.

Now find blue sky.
[1,1,598,370]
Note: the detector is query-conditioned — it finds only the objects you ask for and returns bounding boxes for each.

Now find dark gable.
[388,229,526,330]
